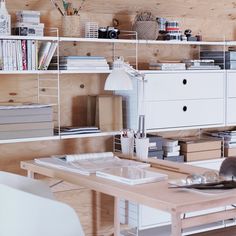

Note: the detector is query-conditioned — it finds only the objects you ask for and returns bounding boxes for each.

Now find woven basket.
[61,16,80,37]
[133,21,159,40]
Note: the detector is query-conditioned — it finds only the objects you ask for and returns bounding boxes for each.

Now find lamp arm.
[123,63,145,81]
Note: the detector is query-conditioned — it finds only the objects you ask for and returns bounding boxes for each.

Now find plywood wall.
[1,1,236,235]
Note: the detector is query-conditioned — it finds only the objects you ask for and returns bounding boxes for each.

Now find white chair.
[0,184,85,236]
[0,171,53,199]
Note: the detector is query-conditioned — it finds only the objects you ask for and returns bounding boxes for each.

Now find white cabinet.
[226,71,236,125]
[143,71,225,130]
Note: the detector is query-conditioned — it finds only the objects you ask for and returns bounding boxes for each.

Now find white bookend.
[41,42,58,70]
[38,41,51,70]
[2,40,7,70]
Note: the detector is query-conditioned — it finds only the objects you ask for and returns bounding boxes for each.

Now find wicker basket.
[133,21,159,40]
[61,16,80,37]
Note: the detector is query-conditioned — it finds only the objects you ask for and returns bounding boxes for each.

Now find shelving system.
[1,34,235,144]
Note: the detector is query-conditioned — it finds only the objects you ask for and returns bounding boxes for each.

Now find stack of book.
[209,130,236,157]
[0,104,54,140]
[163,139,184,162]
[200,51,236,69]
[183,59,221,70]
[54,126,101,135]
[147,134,164,159]
[12,10,44,36]
[149,62,186,70]
[48,56,110,71]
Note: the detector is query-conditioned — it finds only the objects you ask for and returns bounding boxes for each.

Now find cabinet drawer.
[145,99,224,129]
[144,72,224,101]
[227,73,236,97]
[227,98,236,124]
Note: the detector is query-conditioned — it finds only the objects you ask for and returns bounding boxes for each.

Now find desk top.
[21,159,236,214]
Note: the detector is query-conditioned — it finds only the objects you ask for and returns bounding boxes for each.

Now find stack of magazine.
[54,126,100,135]
[35,152,168,185]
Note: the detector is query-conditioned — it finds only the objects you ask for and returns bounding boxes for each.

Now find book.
[96,167,168,185]
[38,42,52,70]
[41,42,58,70]
[21,39,27,70]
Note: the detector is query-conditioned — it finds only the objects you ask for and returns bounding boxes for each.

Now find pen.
[50,0,65,16]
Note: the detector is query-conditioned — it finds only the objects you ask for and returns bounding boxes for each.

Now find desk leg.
[27,170,35,179]
[114,197,120,236]
[171,212,182,236]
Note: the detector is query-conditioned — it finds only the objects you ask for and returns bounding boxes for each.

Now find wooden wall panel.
[2,1,236,235]
[0,137,112,174]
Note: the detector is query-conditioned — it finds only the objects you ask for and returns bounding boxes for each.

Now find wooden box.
[224,148,236,157]
[180,138,221,152]
[87,95,123,132]
[182,149,221,162]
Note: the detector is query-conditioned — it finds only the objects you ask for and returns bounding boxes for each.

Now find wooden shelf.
[0,136,60,144]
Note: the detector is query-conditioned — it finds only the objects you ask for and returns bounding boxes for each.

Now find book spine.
[21,39,27,70]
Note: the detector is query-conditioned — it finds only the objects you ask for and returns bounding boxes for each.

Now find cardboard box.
[224,148,236,157]
[179,137,221,152]
[183,149,221,162]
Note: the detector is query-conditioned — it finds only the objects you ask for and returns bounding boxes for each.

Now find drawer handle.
[183,106,187,112]
[183,79,187,85]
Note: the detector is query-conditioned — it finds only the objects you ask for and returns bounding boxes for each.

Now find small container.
[135,137,150,161]
[121,136,134,157]
[61,16,80,37]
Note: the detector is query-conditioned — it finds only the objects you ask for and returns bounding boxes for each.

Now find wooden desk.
[21,159,236,236]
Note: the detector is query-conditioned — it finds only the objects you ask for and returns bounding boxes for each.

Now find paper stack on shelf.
[0,104,54,139]
[183,59,221,70]
[96,167,168,185]
[12,10,44,36]
[35,152,151,176]
[208,130,236,157]
[48,56,110,71]
[54,126,100,135]
[149,62,186,70]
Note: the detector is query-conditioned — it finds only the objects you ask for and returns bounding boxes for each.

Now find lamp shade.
[104,68,133,90]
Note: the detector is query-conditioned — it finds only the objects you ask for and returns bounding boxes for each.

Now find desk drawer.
[144,72,224,101]
[145,99,224,129]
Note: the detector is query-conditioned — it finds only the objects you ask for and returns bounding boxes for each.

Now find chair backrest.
[0,184,85,236]
[0,171,53,199]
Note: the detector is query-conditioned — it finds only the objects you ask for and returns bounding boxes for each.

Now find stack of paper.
[35,152,150,176]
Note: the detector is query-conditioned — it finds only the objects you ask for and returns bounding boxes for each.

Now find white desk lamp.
[104,57,146,137]
[104,57,145,91]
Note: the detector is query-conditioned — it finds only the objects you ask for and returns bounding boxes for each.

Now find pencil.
[50,0,65,16]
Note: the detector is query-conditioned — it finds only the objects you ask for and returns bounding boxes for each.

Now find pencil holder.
[135,137,149,161]
[121,136,134,157]
[61,16,80,37]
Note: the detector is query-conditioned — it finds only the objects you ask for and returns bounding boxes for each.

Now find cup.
[121,136,134,157]
[135,137,149,161]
